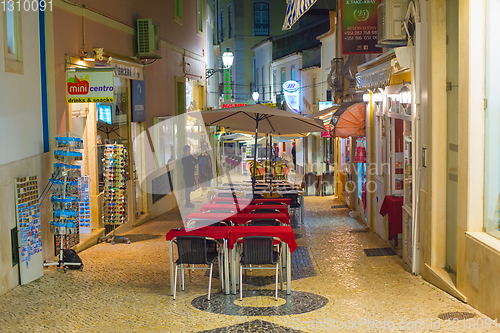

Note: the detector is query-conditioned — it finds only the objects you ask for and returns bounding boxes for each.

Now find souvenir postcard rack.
[15,176,44,284]
[97,144,130,245]
[44,135,84,271]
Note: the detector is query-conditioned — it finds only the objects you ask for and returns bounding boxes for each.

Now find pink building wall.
[52,0,206,131]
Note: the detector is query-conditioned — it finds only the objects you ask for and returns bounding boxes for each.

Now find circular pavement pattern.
[191,290,329,316]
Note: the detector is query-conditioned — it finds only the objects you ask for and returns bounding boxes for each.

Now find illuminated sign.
[222,103,247,108]
[66,70,114,103]
[282,80,300,113]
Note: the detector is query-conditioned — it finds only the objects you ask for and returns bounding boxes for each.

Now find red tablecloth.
[186,212,290,225]
[227,226,297,252]
[379,195,403,238]
[210,197,291,206]
[200,204,289,218]
[166,226,234,241]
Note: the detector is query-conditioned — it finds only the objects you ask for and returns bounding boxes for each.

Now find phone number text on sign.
[2,0,52,11]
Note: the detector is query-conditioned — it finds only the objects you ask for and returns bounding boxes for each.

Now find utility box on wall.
[377,0,408,47]
[136,19,161,58]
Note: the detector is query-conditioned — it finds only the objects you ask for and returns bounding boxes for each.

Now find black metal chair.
[238,236,281,300]
[248,208,281,215]
[173,236,219,300]
[322,171,335,196]
[219,192,236,198]
[304,172,318,196]
[244,219,280,226]
[281,192,300,220]
[255,200,286,206]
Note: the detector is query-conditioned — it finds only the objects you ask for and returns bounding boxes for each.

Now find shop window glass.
[254,3,269,36]
[3,5,23,74]
[484,0,500,239]
[97,77,130,192]
[6,8,16,56]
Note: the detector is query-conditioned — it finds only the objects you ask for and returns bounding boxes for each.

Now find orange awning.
[329,102,366,138]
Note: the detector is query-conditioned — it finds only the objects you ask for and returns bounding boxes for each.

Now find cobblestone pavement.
[0,196,495,332]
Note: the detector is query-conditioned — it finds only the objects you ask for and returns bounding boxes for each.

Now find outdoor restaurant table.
[227,225,297,294]
[200,204,290,219]
[185,212,291,226]
[165,226,233,295]
[210,197,292,206]
[379,195,403,246]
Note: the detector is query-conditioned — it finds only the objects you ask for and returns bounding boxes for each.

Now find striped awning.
[282,0,318,30]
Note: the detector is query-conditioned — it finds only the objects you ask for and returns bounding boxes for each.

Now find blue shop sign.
[131,79,146,122]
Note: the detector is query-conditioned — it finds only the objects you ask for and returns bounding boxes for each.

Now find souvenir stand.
[15,176,44,284]
[44,135,84,271]
[97,144,130,244]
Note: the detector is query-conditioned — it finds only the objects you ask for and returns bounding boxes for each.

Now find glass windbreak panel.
[97,77,130,192]
[484,0,500,239]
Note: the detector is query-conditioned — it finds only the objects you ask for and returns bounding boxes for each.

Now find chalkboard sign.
[152,171,173,204]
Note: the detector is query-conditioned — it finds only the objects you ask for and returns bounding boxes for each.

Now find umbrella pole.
[252,117,260,200]
[265,134,269,183]
[270,132,273,190]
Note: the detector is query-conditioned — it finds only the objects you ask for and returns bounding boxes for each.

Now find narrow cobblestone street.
[0,197,493,332]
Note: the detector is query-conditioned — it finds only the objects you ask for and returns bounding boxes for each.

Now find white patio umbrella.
[200,104,326,194]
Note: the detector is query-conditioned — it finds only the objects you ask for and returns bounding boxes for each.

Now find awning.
[329,102,366,138]
[307,102,358,124]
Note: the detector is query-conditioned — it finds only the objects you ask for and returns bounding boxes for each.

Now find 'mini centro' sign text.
[66,71,115,103]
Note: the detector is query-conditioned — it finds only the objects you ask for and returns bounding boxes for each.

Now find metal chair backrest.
[282,193,299,208]
[249,208,280,214]
[175,236,216,265]
[255,201,286,206]
[242,236,277,265]
[304,172,317,186]
[245,219,279,226]
[322,172,334,185]
[206,209,237,214]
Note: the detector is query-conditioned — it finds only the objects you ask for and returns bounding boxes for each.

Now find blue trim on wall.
[39,9,50,153]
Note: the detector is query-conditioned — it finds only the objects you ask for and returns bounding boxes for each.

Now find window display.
[403,120,412,209]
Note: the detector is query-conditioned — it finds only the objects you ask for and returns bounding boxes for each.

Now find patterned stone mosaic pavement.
[0,196,495,332]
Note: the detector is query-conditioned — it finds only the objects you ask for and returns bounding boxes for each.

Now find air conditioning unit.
[136,19,161,58]
[377,0,408,47]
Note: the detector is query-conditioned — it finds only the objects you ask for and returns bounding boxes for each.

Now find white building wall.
[0,10,54,296]
[206,4,217,109]
[0,11,44,165]
[319,33,336,101]
[253,41,272,103]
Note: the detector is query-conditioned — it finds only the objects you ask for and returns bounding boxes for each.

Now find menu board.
[341,0,382,54]
[15,176,43,285]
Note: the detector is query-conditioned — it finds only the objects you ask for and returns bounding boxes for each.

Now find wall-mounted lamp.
[206,48,234,79]
[399,81,411,113]
[252,91,260,103]
[81,50,95,61]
